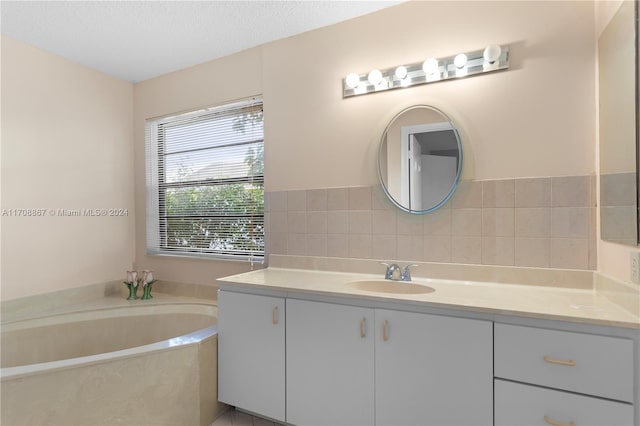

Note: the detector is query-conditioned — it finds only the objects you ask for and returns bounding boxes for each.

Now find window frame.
[145,97,264,263]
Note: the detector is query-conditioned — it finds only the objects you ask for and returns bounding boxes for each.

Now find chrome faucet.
[381,263,417,281]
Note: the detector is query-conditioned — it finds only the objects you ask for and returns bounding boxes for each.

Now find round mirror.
[378,105,463,214]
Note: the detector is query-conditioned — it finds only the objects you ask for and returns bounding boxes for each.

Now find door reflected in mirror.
[378,105,463,213]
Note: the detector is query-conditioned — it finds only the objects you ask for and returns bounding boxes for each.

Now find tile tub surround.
[265,175,598,270]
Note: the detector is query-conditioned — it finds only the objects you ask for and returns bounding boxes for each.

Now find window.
[145,97,264,262]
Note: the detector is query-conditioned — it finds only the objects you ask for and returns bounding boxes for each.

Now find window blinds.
[145,97,264,262]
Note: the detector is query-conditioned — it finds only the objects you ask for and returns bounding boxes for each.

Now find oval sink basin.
[346,280,435,295]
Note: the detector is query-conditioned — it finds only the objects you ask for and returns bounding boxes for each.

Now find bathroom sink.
[346,280,435,295]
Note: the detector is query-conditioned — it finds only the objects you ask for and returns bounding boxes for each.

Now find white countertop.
[218,268,640,329]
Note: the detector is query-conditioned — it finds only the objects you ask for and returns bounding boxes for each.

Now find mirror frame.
[377,105,463,214]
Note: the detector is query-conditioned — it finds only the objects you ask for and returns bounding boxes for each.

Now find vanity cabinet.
[217,291,286,422]
[375,309,493,426]
[286,299,375,426]
[494,324,635,426]
[285,299,493,426]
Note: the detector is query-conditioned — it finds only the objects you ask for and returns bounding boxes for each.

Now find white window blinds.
[145,97,264,262]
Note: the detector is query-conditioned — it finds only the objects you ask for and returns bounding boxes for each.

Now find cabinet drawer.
[494,323,634,402]
[495,379,634,426]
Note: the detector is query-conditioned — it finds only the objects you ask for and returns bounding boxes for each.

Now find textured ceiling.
[1,1,402,83]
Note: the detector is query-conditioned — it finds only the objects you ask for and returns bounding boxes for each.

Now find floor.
[211,409,281,426]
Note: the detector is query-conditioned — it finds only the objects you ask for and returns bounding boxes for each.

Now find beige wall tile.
[551,207,589,238]
[482,208,514,237]
[397,212,424,235]
[397,235,424,261]
[349,211,372,234]
[515,237,550,267]
[515,208,550,237]
[423,208,451,236]
[269,211,288,233]
[349,234,372,258]
[482,237,514,265]
[372,210,397,235]
[600,172,636,206]
[451,180,483,208]
[327,211,349,234]
[306,211,327,234]
[307,234,327,256]
[306,189,327,211]
[451,237,482,264]
[349,186,372,210]
[267,232,287,255]
[482,179,515,207]
[424,236,452,262]
[551,175,590,207]
[327,188,348,210]
[452,208,482,236]
[550,238,589,269]
[287,211,306,233]
[515,178,551,207]
[372,234,397,260]
[327,234,348,257]
[601,206,637,241]
[287,233,307,255]
[287,190,307,211]
[269,191,288,212]
[372,186,396,211]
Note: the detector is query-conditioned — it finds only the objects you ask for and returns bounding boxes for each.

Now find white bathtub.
[1,302,226,426]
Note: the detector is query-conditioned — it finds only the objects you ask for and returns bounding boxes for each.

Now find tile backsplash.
[265,175,597,270]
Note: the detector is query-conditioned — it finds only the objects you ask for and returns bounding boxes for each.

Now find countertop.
[217,268,640,329]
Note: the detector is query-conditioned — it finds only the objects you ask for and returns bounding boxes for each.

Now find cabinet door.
[375,309,493,426]
[218,291,285,422]
[495,379,634,426]
[287,299,375,426]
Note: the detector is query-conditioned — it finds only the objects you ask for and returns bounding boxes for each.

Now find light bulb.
[368,69,383,86]
[394,66,408,80]
[483,45,502,64]
[422,58,439,75]
[345,72,360,89]
[454,53,467,69]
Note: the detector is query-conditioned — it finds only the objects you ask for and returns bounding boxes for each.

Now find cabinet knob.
[272,306,278,325]
[544,415,575,426]
[543,355,576,367]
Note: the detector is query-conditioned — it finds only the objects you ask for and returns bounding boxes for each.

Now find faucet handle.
[401,264,418,281]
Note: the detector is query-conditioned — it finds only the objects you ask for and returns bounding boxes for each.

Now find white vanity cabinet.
[285,299,493,426]
[375,309,493,426]
[217,291,286,422]
[286,299,375,426]
[494,323,635,426]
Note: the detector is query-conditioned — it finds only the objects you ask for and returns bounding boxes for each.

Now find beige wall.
[263,1,595,190]
[595,0,640,284]
[1,36,135,301]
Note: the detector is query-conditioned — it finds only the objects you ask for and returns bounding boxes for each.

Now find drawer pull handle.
[360,318,366,338]
[382,320,389,341]
[544,415,575,426]
[544,355,576,367]
[272,306,278,325]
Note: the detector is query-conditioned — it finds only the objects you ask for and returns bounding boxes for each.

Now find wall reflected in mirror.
[378,105,462,213]
[598,0,639,246]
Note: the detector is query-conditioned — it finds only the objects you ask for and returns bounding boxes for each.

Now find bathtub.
[1,302,226,426]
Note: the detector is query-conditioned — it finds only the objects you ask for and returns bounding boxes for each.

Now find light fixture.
[343,45,510,98]
[422,58,439,75]
[483,45,502,64]
[345,72,360,89]
[368,69,383,86]
[454,53,468,69]
[394,66,408,80]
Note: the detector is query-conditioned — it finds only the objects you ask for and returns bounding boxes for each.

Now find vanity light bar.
[342,45,510,98]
